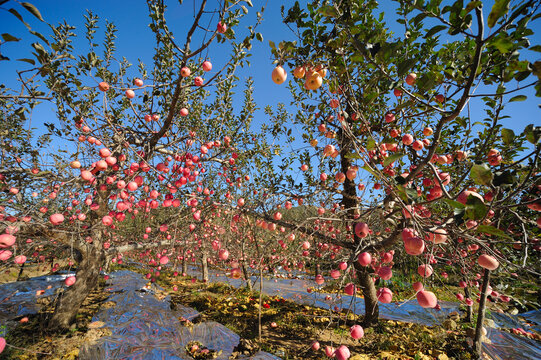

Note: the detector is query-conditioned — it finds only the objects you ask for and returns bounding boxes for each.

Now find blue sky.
[1,0,539,169]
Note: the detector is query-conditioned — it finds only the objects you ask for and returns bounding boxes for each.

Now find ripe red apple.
[65,276,76,286]
[194,77,204,86]
[405,73,417,86]
[217,21,227,34]
[334,345,351,360]
[202,61,212,72]
[125,89,135,99]
[181,67,191,77]
[50,213,65,225]
[350,324,364,339]
[417,264,433,277]
[358,252,372,266]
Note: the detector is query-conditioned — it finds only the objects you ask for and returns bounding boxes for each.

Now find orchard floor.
[0,264,539,360]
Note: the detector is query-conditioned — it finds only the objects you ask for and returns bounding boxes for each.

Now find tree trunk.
[182,255,188,275]
[49,245,105,331]
[464,285,473,323]
[201,252,208,282]
[474,269,491,357]
[104,252,113,272]
[354,262,379,327]
[339,99,380,327]
[242,261,252,291]
[16,262,25,281]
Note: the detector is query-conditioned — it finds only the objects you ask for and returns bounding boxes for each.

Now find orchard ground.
[1,260,539,359]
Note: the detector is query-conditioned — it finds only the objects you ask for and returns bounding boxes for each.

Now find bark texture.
[49,245,105,331]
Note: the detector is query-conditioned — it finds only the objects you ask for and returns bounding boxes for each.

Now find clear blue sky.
[1,0,539,165]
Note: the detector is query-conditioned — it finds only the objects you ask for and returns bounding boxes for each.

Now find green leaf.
[465,1,483,13]
[383,152,405,167]
[487,0,510,28]
[21,2,44,21]
[465,194,487,220]
[477,225,512,239]
[255,32,263,42]
[361,164,379,178]
[16,58,35,65]
[493,170,515,187]
[424,25,447,38]
[244,0,253,7]
[444,199,465,209]
[470,163,493,186]
[492,37,514,53]
[509,94,526,102]
[269,40,276,50]
[405,187,419,201]
[524,124,540,144]
[344,152,362,160]
[9,8,31,29]
[530,45,541,53]
[366,138,376,151]
[501,128,515,144]
[318,5,339,17]
[397,58,416,77]
[1,33,20,42]
[30,30,49,44]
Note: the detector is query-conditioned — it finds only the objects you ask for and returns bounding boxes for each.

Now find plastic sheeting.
[0,272,74,323]
[203,269,459,326]
[1,265,539,359]
[483,327,541,360]
[79,270,280,360]
[192,266,541,360]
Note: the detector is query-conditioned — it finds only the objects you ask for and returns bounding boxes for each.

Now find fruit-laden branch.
[403,6,484,184]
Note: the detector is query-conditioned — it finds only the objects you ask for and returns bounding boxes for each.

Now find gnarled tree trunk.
[354,261,379,326]
[49,245,105,331]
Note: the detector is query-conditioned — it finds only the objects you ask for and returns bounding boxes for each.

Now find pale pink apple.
[478,254,499,270]
[358,252,372,266]
[65,276,76,286]
[202,61,212,72]
[413,281,424,292]
[404,236,425,255]
[355,222,369,238]
[417,264,433,277]
[334,345,350,360]
[417,290,437,308]
[50,213,64,225]
[0,250,12,261]
[377,287,392,303]
[350,324,364,339]
[0,234,16,248]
